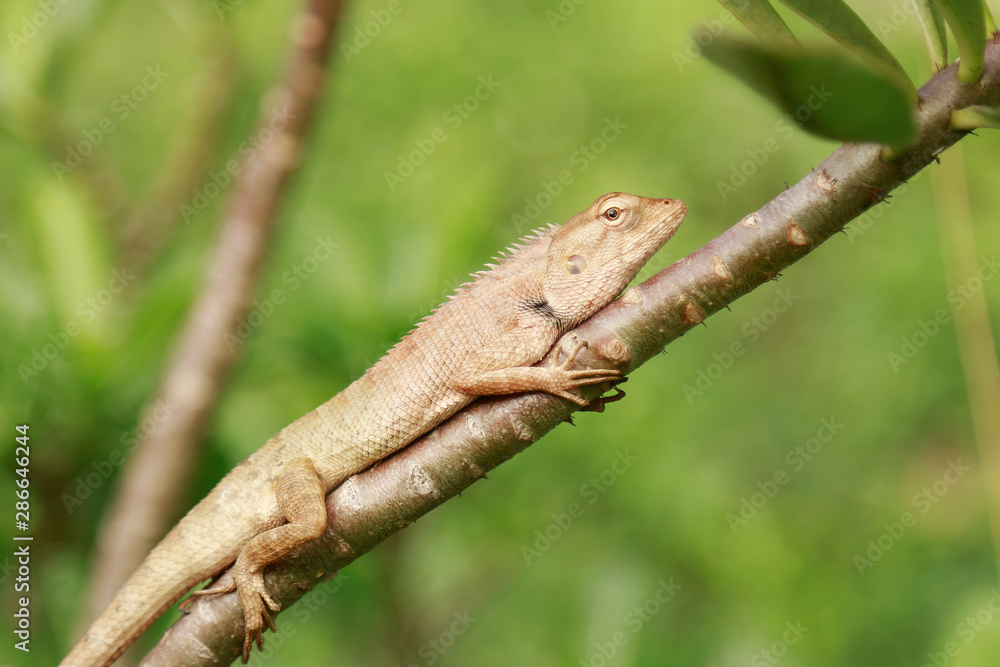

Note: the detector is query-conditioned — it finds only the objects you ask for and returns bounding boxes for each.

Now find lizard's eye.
[566,255,587,275]
[603,207,620,221]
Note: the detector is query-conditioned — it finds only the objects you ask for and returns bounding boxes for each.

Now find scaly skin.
[62,192,686,666]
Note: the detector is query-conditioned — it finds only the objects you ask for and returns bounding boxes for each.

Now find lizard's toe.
[241,628,259,663]
[234,569,279,658]
[261,589,281,614]
[241,600,268,661]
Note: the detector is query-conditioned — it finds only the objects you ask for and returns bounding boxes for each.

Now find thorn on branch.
[862,184,889,207]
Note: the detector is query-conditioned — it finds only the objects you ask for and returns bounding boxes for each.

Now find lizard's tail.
[60,510,247,666]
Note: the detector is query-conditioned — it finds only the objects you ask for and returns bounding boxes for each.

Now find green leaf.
[910,0,949,71]
[703,38,918,146]
[718,0,802,52]
[951,104,1000,129]
[929,0,988,83]
[775,0,917,101]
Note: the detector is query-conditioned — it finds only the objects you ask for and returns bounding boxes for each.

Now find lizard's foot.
[232,566,280,662]
[547,340,622,406]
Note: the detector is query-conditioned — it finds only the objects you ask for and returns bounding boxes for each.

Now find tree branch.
[83,0,345,644]
[142,34,1000,667]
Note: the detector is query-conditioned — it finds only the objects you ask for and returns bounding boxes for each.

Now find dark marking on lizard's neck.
[524,297,559,322]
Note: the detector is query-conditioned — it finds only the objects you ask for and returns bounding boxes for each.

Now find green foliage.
[718,0,802,52]
[775,0,917,98]
[702,37,918,146]
[952,103,1000,129]
[930,0,989,83]
[712,0,995,145]
[912,0,950,71]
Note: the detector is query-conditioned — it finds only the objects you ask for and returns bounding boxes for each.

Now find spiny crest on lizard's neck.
[387,192,684,345]
[468,222,560,282]
[372,222,558,356]
[422,222,559,310]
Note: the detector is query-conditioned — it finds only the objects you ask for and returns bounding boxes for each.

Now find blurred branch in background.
[931,144,1000,581]
[81,0,346,654]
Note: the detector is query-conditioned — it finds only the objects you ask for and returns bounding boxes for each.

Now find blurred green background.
[2,0,1000,665]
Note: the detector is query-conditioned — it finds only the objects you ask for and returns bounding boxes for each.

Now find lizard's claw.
[580,380,628,412]
[548,340,622,406]
[236,570,280,662]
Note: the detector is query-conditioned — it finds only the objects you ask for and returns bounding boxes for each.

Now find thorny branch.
[143,33,1000,667]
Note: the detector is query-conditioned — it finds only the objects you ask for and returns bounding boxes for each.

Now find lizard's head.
[543,192,686,327]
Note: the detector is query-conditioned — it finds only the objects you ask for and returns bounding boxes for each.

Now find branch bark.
[83,0,345,645]
[143,35,1000,666]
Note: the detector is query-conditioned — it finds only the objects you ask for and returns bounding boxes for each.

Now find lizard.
[61,191,687,666]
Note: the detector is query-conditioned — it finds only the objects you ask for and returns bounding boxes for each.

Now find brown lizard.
[62,192,687,666]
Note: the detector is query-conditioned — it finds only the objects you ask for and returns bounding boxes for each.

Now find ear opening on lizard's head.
[566,255,587,275]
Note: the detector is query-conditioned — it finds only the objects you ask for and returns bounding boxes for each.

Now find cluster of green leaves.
[708,0,997,146]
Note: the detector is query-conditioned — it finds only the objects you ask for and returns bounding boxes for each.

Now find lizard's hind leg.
[187,457,328,661]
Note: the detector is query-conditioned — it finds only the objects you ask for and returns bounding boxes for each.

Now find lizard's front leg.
[450,339,621,406]
[186,457,327,661]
